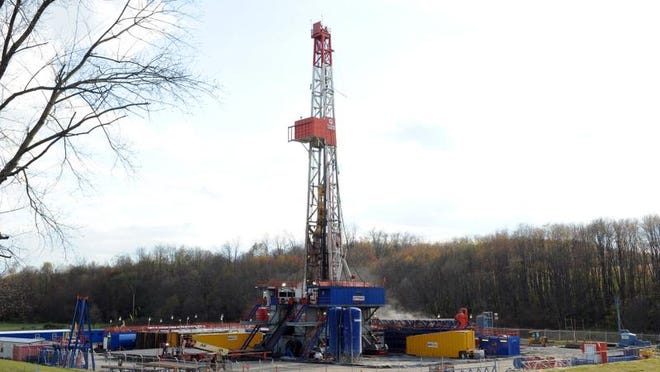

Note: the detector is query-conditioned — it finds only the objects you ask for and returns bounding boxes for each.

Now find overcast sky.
[10,0,660,267]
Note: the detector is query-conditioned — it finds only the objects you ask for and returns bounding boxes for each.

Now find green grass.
[0,359,79,371]
[1,357,658,372]
[0,323,107,331]
[0,323,69,331]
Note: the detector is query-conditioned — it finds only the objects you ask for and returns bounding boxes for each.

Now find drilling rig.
[242,22,386,363]
[289,21,349,289]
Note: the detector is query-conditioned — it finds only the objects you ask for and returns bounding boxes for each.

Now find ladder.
[300,322,325,359]
[263,304,295,351]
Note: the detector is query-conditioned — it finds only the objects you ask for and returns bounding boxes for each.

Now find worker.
[161,342,170,357]
[455,308,468,329]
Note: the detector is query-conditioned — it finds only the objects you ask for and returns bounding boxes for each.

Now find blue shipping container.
[87,329,105,344]
[479,336,499,356]
[497,336,520,356]
[316,286,385,306]
[109,332,136,350]
[0,329,69,341]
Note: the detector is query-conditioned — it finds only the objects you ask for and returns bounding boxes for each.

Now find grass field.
[0,357,659,372]
[0,359,71,371]
[0,323,69,332]
[0,323,108,332]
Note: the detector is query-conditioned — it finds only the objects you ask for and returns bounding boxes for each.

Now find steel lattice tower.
[289,22,351,289]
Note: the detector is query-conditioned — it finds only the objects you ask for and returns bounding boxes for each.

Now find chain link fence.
[516,328,660,344]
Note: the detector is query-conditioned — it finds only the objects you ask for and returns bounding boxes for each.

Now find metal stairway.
[263,304,295,351]
[240,324,263,350]
[300,322,325,359]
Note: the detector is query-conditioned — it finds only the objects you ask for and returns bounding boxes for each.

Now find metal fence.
[92,358,503,372]
[516,328,660,344]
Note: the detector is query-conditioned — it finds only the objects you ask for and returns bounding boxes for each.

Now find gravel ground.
[214,345,588,371]
[100,345,603,371]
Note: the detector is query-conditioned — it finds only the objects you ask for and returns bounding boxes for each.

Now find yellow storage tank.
[406,330,476,358]
[192,332,263,350]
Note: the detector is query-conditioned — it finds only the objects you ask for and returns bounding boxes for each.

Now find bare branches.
[0,231,10,258]
[21,169,69,249]
[0,0,215,256]
[0,0,57,80]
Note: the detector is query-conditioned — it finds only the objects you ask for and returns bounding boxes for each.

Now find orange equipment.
[455,308,469,329]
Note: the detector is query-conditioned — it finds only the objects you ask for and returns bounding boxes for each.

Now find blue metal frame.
[64,296,96,370]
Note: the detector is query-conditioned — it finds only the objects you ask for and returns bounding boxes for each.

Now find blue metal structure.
[326,307,362,360]
[108,331,137,350]
[0,329,69,341]
[313,285,385,307]
[496,335,520,356]
[0,329,104,344]
[63,296,95,370]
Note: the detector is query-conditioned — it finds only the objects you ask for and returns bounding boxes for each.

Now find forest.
[0,215,658,333]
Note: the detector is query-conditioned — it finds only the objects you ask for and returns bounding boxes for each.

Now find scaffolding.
[63,295,96,370]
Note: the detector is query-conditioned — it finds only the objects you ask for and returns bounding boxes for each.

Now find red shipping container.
[291,117,336,146]
[13,343,47,362]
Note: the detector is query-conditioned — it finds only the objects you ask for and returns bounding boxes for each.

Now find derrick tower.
[244,22,386,360]
[289,21,350,288]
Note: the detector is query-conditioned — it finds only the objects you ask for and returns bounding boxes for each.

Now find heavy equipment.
[528,330,548,347]
[615,296,651,348]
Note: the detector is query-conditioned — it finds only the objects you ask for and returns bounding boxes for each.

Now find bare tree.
[0,0,214,258]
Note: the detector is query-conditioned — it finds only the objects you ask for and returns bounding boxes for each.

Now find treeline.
[376,216,660,332]
[0,242,306,326]
[1,216,659,332]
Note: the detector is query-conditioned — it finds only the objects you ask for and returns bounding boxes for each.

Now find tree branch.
[0,0,216,255]
[21,169,68,248]
[0,0,56,80]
